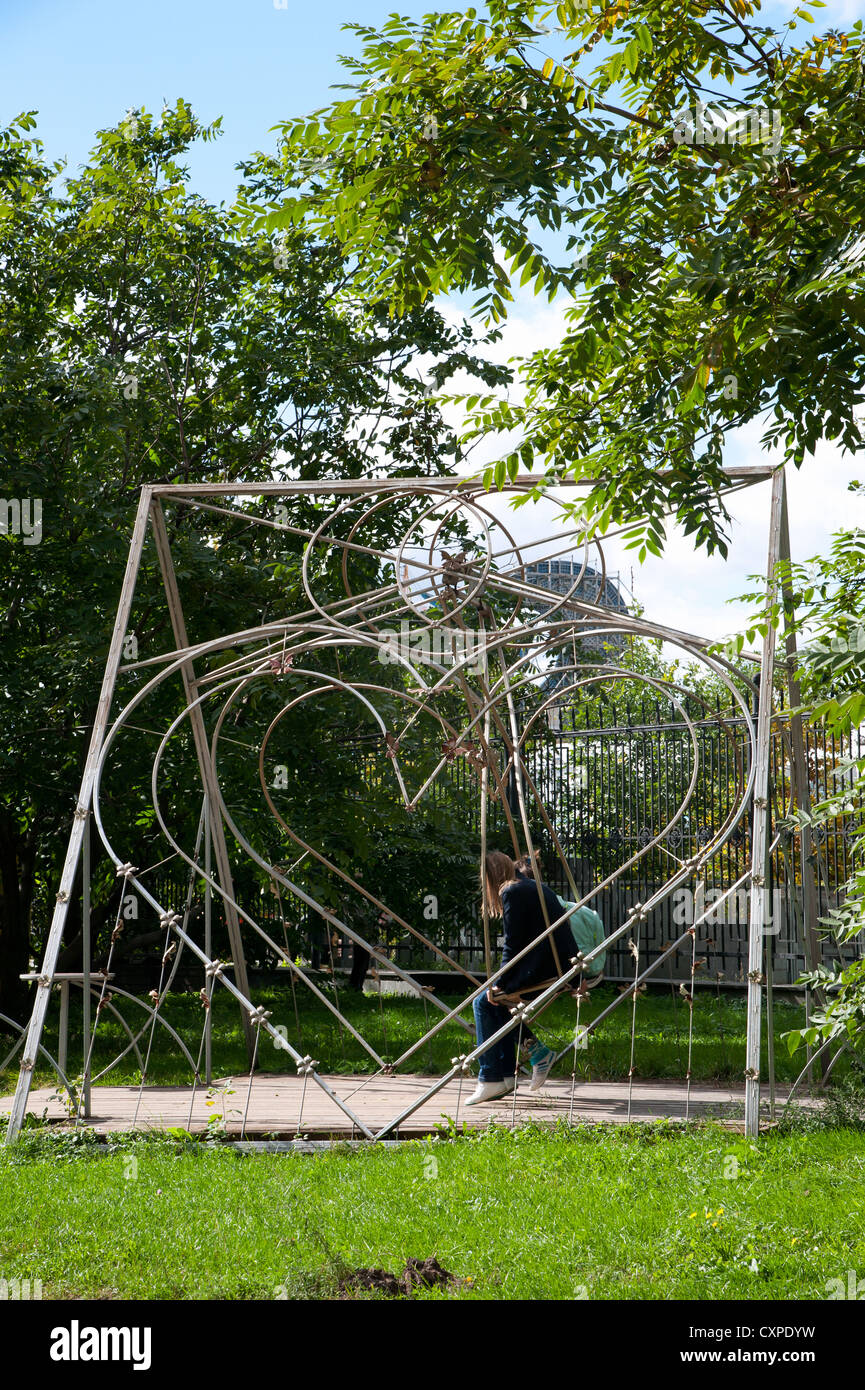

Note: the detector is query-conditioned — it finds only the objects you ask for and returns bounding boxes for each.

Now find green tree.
[769,505,865,1067]
[245,0,865,1039]
[0,103,506,1023]
[255,0,862,555]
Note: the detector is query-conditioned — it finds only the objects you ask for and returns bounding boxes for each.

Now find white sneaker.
[529,1047,556,1091]
[464,1077,517,1106]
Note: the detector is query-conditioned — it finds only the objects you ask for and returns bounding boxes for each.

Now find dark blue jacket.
[498,874,574,994]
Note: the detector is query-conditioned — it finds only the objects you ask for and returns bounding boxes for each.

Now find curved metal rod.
[103,614,750,950]
[404,620,757,844]
[301,486,494,632]
[139,661,474,1048]
[513,663,749,868]
[501,665,707,908]
[421,490,528,629]
[206,679,475,1029]
[0,1009,80,1112]
[96,662,392,1065]
[256,687,478,982]
[145,681,390,1067]
[81,983,199,1083]
[78,489,777,1125]
[339,490,446,632]
[96,611,753,1015]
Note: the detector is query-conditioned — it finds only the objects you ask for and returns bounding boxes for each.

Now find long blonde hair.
[483,851,517,918]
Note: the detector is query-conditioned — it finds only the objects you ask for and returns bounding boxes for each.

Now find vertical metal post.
[82,809,91,1118]
[204,793,213,1087]
[149,499,255,1063]
[745,469,784,1138]
[58,982,69,1080]
[765,903,776,1122]
[764,771,777,1121]
[479,702,493,980]
[778,475,823,998]
[4,488,153,1146]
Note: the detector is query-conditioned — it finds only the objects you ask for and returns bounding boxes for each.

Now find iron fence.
[150,696,863,989]
[466,697,862,984]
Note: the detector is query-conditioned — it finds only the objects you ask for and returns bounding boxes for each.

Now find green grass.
[1,1122,864,1299]
[1,982,827,1095]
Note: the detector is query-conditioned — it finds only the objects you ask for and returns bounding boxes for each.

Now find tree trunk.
[349,943,371,991]
[0,814,34,1028]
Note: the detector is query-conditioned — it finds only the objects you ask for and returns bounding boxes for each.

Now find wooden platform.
[1,1073,802,1138]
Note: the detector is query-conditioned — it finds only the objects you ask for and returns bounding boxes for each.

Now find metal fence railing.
[149,696,863,989]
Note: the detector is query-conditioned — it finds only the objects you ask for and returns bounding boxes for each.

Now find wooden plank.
[149,467,776,498]
[0,1075,807,1137]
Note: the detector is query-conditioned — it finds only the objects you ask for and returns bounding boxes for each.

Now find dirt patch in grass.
[339,1256,455,1298]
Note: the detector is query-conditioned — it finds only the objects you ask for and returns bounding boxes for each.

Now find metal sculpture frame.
[3,465,820,1144]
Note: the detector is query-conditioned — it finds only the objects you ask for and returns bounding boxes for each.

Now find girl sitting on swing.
[466,850,576,1106]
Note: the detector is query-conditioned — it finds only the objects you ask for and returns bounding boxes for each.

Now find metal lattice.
[4,467,822,1143]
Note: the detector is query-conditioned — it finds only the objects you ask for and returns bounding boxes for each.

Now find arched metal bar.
[0,1010,80,1112]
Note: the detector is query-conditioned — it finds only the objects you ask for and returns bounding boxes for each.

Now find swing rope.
[684,922,698,1122]
[453,1053,468,1130]
[510,1007,526,1127]
[240,1008,270,1139]
[683,876,706,1123]
[75,869,131,1126]
[626,906,646,1124]
[568,961,586,1125]
[376,971,388,1060]
[187,966,219,1132]
[295,1053,317,1136]
[423,993,433,1072]
[131,908,179,1128]
[274,879,303,1053]
[666,934,684,1073]
[325,923,346,1062]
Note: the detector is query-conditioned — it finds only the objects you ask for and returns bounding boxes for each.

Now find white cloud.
[608,428,862,647]
[432,287,864,649]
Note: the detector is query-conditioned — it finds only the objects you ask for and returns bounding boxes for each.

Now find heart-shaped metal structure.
[4,468,806,1143]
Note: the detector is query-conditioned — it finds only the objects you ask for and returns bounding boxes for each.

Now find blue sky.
[2,0,864,640]
[0,0,442,200]
[2,0,854,200]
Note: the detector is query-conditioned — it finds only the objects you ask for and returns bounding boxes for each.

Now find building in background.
[521,558,631,723]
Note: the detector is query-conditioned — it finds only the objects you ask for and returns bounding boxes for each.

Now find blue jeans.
[473,992,517,1082]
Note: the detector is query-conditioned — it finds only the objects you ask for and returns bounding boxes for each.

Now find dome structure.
[524,558,629,655]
